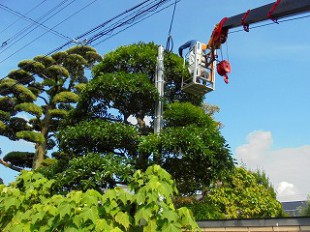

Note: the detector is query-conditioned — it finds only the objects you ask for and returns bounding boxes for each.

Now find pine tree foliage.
[0,46,102,170]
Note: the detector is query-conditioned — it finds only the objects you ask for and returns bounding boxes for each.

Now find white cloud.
[277,182,299,202]
[236,130,310,202]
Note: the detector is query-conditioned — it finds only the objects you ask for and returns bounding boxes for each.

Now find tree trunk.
[33,144,46,169]
[32,104,53,169]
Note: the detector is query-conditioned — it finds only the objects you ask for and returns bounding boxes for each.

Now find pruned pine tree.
[0,46,102,170]
[49,42,234,195]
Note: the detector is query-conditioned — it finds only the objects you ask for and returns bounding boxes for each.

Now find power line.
[0,0,77,56]
[0,3,72,42]
[165,0,178,51]
[0,0,171,93]
[0,0,101,64]
[71,0,154,41]
[86,0,174,45]
[0,0,47,34]
[93,0,181,47]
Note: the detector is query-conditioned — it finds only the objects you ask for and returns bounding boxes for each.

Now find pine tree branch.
[38,96,48,105]
[0,159,23,172]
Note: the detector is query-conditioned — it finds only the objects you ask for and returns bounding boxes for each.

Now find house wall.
[197,217,310,232]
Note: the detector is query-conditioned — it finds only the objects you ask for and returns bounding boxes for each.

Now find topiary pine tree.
[48,42,234,195]
[0,46,102,170]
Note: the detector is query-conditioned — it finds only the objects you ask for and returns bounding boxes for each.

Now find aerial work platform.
[181,41,216,96]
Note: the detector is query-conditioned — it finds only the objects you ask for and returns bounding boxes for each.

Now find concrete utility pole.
[154,45,164,134]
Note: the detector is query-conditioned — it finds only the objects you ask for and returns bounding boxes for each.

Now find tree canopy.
[0,165,199,232]
[0,42,286,229]
[174,167,284,219]
[0,46,102,170]
[299,195,310,216]
[46,42,234,195]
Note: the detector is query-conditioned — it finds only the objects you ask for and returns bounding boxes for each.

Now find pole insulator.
[241,10,251,32]
[268,0,282,23]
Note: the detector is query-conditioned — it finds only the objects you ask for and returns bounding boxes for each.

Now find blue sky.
[0,0,309,201]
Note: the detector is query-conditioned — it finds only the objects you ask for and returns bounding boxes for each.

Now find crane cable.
[165,0,177,51]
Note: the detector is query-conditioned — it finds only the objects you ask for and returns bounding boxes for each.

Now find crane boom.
[222,0,310,30]
[180,0,310,96]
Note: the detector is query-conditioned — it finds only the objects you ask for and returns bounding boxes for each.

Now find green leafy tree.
[0,46,102,170]
[299,195,310,216]
[0,165,200,232]
[0,149,3,183]
[52,42,234,195]
[175,167,284,219]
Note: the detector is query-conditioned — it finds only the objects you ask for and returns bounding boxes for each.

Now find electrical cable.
[93,0,181,47]
[0,0,47,34]
[47,0,162,54]
[0,0,77,56]
[0,0,101,64]
[165,0,178,51]
[0,0,71,52]
[0,0,175,94]
[0,3,72,42]
[85,0,169,43]
[87,0,174,45]
[73,0,153,41]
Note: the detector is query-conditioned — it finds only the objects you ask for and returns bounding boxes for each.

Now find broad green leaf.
[5,197,20,211]
[114,211,131,230]
[143,220,157,232]
[134,207,152,225]
[58,202,73,220]
[110,228,123,232]
[95,219,111,232]
[161,222,182,232]
[81,206,98,224]
[161,209,178,222]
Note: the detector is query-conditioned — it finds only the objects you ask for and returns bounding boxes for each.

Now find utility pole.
[154,45,164,134]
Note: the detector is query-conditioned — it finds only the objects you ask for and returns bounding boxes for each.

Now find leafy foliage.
[176,167,284,219]
[299,195,310,216]
[57,42,234,195]
[58,119,139,155]
[0,165,199,232]
[93,42,202,105]
[3,152,35,168]
[39,153,134,194]
[76,72,159,123]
